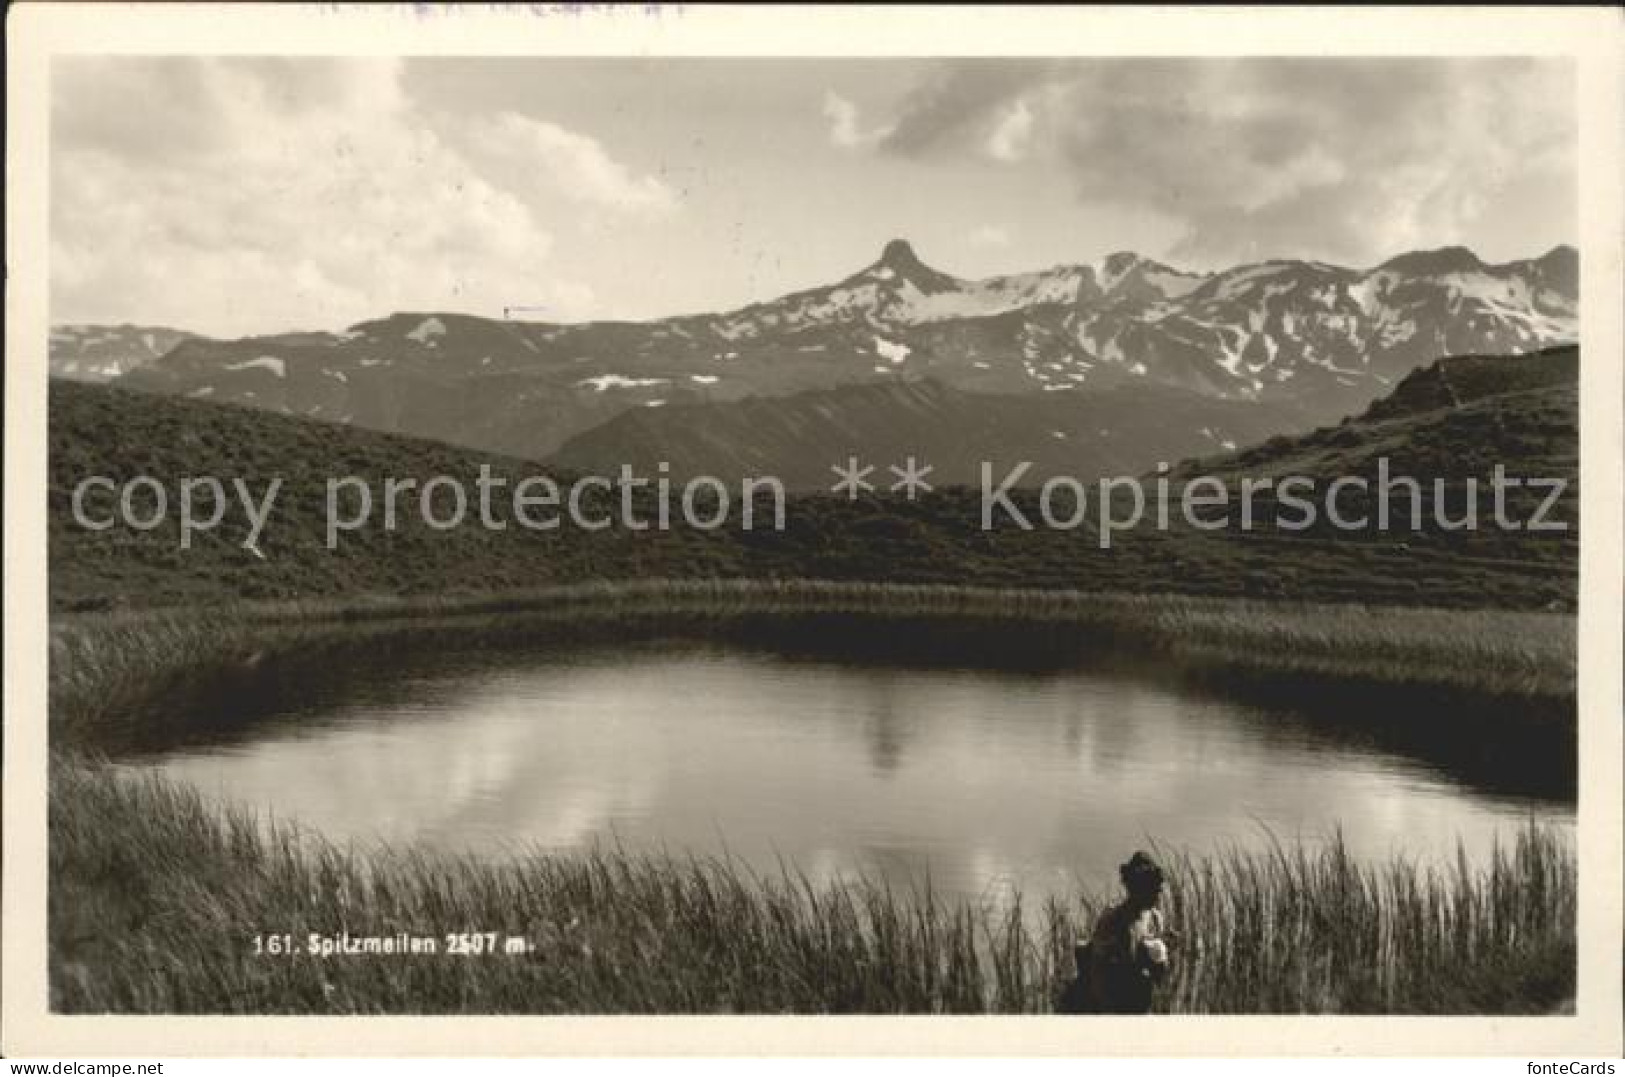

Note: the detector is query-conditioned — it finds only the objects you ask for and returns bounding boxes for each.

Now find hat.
[1119,850,1165,888]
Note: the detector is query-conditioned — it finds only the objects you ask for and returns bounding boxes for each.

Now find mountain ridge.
[66,239,1576,468]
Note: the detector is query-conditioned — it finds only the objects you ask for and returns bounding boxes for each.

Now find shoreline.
[52,579,1576,756]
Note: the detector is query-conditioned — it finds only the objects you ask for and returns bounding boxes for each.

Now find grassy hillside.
[1363,345,1578,419]
[51,355,1576,612]
[1199,346,1578,474]
[50,379,736,609]
[1167,345,1578,567]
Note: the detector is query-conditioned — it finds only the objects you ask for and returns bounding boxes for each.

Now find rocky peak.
[1099,251,1145,278]
[870,239,960,295]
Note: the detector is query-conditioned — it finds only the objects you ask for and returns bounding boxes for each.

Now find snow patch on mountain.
[579,375,671,391]
[901,267,1086,322]
[225,357,286,377]
[1209,264,1291,302]
[406,317,447,344]
[1093,255,1135,294]
[874,337,911,364]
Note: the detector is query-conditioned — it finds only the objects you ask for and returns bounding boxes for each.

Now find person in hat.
[1065,851,1173,1014]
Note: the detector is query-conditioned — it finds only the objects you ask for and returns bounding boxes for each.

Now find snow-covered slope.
[48,325,199,382]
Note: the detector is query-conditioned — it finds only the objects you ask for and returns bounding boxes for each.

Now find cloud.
[823,92,864,148]
[873,58,1575,266]
[985,99,1035,163]
[463,112,677,216]
[878,60,1051,156]
[822,90,892,150]
[50,58,672,336]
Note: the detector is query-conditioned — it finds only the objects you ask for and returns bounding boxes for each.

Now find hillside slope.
[50,352,1576,613]
[1169,345,1577,568]
[1188,345,1577,486]
[547,378,1310,490]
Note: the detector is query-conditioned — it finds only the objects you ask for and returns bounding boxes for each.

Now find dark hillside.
[51,363,1577,612]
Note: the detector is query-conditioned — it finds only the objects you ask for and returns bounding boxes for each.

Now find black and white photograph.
[4,2,1622,1062]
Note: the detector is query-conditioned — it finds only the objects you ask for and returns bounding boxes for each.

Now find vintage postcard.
[4,2,1621,1059]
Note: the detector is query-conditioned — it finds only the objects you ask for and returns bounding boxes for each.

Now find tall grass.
[1160,831,1575,1012]
[50,764,1573,1014]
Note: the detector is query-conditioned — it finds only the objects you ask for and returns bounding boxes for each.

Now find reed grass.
[49,763,1574,1014]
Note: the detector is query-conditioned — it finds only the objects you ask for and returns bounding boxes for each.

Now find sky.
[51,56,1577,338]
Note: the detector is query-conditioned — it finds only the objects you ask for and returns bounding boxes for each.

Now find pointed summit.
[867,238,959,295]
[1534,244,1578,270]
[1526,244,1578,297]
[879,238,919,267]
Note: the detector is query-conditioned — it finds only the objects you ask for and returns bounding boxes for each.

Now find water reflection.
[118,636,1575,908]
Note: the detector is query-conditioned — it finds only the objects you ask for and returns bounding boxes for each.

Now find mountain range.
[53,240,1577,487]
